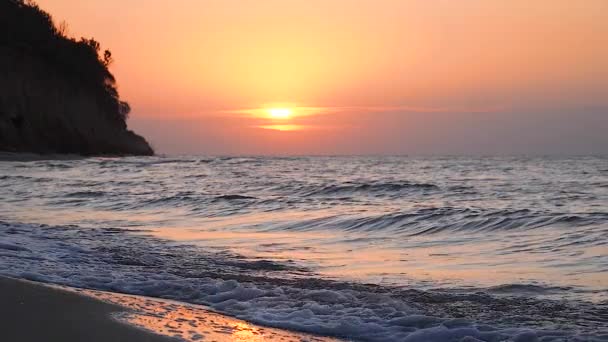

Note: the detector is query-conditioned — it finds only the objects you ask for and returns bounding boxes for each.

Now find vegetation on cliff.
[0,0,153,155]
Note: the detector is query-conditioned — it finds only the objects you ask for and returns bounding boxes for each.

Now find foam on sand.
[75,286,341,342]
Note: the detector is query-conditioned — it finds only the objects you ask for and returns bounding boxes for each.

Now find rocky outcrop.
[0,48,153,155]
[0,0,153,156]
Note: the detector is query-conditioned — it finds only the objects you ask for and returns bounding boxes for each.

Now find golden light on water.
[78,288,338,342]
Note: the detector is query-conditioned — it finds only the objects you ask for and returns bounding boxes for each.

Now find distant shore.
[0,277,339,342]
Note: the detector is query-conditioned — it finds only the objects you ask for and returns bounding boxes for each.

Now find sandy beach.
[0,277,340,342]
[0,276,171,342]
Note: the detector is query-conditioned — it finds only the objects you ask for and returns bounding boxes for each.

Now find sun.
[266,108,293,119]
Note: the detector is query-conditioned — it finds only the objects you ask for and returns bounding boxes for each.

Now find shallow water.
[1,155,607,340]
[65,285,340,342]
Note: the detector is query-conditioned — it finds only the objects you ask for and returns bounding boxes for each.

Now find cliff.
[0,0,153,156]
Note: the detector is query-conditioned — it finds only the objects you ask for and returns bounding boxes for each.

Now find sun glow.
[230,105,321,131]
[259,124,302,131]
[267,108,293,119]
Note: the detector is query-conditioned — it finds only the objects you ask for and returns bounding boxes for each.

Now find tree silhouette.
[0,0,130,124]
[103,50,113,67]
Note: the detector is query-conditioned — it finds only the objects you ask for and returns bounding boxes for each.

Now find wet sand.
[0,276,173,342]
[0,277,341,342]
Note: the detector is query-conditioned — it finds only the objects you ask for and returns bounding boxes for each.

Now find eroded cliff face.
[0,47,153,156]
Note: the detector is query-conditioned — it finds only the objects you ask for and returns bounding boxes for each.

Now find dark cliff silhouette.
[0,0,153,155]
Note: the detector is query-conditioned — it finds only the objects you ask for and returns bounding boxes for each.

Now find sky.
[38,0,608,155]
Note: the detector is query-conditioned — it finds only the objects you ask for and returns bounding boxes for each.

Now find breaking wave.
[1,222,606,341]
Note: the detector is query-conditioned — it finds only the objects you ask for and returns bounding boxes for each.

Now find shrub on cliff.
[0,0,129,127]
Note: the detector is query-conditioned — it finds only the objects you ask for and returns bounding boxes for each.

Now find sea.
[1,155,607,341]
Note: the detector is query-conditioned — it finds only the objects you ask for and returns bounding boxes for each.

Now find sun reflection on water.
[73,288,339,342]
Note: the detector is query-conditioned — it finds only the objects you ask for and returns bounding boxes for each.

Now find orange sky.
[38,0,608,155]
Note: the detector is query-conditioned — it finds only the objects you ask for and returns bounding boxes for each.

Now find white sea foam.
[1,221,605,341]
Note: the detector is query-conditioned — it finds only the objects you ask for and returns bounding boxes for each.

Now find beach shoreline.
[0,276,340,342]
[0,276,171,342]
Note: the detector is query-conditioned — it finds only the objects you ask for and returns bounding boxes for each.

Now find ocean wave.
[273,208,608,235]
[301,182,440,197]
[0,175,52,182]
[95,157,199,167]
[214,194,258,201]
[486,284,573,295]
[0,221,605,341]
[65,191,107,198]
[2,155,608,341]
